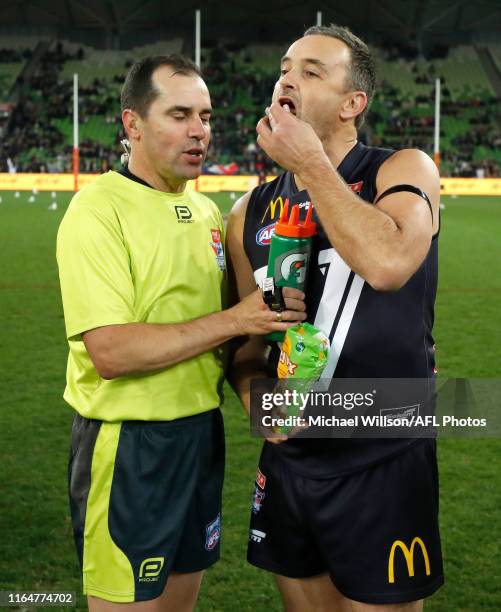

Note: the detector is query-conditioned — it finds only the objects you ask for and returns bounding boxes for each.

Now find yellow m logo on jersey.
[388,537,430,584]
[261,196,285,223]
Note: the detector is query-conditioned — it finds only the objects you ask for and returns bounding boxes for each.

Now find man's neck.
[127,155,186,194]
[294,127,358,192]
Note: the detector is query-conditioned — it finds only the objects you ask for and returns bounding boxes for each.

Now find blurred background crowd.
[0,33,499,177]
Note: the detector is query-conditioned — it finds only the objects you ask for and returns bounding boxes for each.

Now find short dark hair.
[303,24,376,128]
[121,54,201,117]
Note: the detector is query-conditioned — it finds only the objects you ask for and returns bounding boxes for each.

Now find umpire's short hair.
[121,54,201,117]
[303,24,376,128]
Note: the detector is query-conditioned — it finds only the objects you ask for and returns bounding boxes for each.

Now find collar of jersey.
[111,169,189,199]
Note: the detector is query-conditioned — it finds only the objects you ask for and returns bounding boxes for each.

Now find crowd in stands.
[0,41,499,177]
[203,44,279,175]
[0,43,122,172]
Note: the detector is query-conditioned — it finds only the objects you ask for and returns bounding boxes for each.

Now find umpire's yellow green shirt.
[57,171,227,421]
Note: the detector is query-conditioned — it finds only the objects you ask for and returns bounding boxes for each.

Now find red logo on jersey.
[348,181,364,194]
[209,229,225,271]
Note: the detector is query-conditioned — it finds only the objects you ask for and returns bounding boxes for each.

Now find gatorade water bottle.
[266,200,316,342]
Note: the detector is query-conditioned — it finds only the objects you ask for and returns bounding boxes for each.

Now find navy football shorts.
[247,438,444,604]
[69,409,224,602]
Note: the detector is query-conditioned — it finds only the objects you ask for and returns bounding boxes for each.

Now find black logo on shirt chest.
[175,205,195,223]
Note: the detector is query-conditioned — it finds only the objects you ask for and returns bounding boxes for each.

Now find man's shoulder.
[376,148,440,182]
[60,172,123,234]
[69,171,120,211]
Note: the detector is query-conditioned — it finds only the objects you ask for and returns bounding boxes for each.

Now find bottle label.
[274,248,310,287]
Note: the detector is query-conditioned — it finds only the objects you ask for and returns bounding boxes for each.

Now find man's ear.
[339,91,367,123]
[122,109,141,141]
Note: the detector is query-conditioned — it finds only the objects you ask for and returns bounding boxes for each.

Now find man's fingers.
[284,298,306,312]
[265,107,277,131]
[256,116,272,136]
[280,308,307,321]
[268,102,284,121]
[265,435,288,445]
[268,308,306,321]
[282,287,305,301]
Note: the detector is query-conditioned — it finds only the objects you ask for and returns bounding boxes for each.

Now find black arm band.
[374,184,433,224]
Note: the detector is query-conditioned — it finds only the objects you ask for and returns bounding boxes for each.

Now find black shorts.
[69,409,225,603]
[247,438,444,604]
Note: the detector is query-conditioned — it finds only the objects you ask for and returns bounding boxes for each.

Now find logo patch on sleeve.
[209,229,226,271]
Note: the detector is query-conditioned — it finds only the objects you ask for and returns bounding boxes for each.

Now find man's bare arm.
[257,103,440,291]
[225,191,267,413]
[84,284,305,380]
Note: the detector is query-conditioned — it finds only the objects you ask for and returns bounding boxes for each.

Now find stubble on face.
[137,68,212,190]
[274,35,352,139]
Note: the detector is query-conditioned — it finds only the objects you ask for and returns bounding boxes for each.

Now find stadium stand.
[0,38,499,177]
[488,44,501,73]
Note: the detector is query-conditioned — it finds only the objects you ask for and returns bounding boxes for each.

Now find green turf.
[0,191,499,611]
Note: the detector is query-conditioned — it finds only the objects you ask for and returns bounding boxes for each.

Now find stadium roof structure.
[0,0,500,47]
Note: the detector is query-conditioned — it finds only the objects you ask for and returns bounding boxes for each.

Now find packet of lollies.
[273,323,330,434]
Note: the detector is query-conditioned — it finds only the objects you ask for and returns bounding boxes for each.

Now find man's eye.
[201,116,211,124]
[280,69,288,76]
[305,70,319,77]
[172,113,186,120]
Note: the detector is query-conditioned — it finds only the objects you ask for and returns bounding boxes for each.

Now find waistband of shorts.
[74,407,221,429]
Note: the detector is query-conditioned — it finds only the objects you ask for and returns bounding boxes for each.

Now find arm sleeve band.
[374,183,433,224]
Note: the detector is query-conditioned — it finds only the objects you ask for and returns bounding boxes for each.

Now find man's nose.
[187,116,206,140]
[278,69,298,91]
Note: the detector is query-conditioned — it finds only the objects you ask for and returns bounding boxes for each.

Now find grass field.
[0,190,500,611]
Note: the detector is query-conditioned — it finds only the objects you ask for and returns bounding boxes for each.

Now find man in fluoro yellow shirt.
[57,54,306,612]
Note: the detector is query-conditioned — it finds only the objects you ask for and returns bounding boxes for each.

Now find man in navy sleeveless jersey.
[227,24,443,611]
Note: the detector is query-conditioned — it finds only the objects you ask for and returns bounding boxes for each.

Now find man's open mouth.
[184,148,204,159]
[278,96,297,115]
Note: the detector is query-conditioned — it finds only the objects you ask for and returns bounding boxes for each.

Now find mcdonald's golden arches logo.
[261,196,286,223]
[388,537,430,584]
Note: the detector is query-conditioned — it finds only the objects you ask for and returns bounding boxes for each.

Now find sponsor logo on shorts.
[175,205,195,223]
[205,513,221,551]
[256,222,276,246]
[388,537,431,584]
[252,486,265,514]
[256,468,266,490]
[138,557,164,582]
[249,528,266,543]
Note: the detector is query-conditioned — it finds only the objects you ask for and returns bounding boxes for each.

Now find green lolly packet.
[273,322,330,434]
